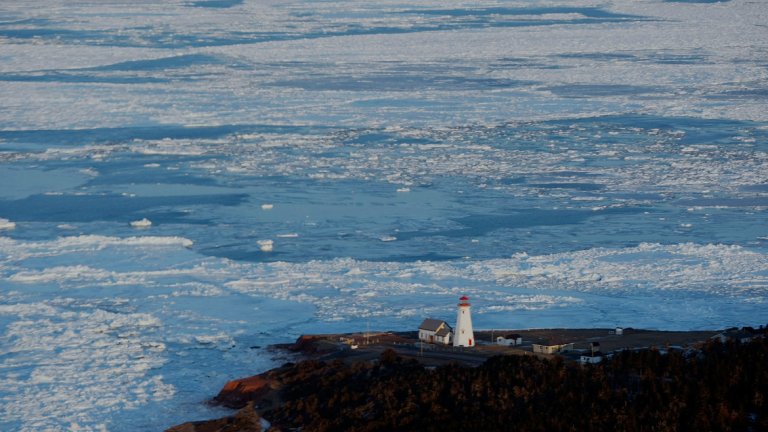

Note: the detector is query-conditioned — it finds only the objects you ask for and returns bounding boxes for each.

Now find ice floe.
[130,218,152,229]
[0,303,172,431]
[0,218,16,230]
[257,239,274,252]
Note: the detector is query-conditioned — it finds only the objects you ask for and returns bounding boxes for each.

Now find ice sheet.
[1,0,767,430]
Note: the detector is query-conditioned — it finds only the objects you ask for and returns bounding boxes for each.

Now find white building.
[418,318,453,345]
[454,295,475,347]
[580,353,604,364]
[580,341,603,364]
[496,334,523,346]
[532,342,574,354]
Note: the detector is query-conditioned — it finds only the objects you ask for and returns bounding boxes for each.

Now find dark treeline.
[265,332,768,431]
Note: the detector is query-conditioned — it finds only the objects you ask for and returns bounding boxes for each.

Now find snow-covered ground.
[1,0,767,430]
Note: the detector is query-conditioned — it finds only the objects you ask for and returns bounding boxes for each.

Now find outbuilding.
[496,334,523,346]
[532,342,574,354]
[580,353,604,364]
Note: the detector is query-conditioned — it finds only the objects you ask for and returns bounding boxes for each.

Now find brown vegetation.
[264,335,767,431]
[168,327,767,432]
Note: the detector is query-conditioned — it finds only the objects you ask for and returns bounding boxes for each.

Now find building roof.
[436,326,453,337]
[419,318,448,332]
[536,341,573,347]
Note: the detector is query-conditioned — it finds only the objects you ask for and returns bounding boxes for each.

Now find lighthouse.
[453,295,475,347]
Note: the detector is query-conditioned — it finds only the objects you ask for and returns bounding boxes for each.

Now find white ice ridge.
[466,243,768,295]
[132,124,765,196]
[223,243,768,323]
[0,235,193,260]
[3,237,766,320]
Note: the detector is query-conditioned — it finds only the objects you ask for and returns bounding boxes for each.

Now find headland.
[167,326,766,431]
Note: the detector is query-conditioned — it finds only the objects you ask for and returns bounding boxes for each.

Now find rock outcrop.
[214,374,277,409]
[166,402,267,432]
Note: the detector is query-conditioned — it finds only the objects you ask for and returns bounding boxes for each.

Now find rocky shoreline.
[166,327,765,432]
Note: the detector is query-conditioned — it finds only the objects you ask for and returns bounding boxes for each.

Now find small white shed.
[496,334,523,346]
[580,353,603,364]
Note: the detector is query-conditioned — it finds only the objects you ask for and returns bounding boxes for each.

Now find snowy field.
[1,0,767,430]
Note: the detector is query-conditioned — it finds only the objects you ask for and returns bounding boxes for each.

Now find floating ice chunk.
[345,267,365,275]
[130,218,152,229]
[276,233,299,238]
[261,204,274,210]
[79,168,99,177]
[0,218,16,230]
[379,235,397,242]
[57,224,77,230]
[9,265,113,284]
[396,187,411,193]
[258,239,274,252]
[194,334,234,347]
[57,235,193,249]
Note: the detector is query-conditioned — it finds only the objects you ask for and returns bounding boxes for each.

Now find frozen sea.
[1,0,767,430]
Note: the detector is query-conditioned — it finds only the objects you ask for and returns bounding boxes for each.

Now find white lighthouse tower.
[453,295,475,347]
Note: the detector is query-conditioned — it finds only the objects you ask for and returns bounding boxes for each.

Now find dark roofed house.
[419,318,453,345]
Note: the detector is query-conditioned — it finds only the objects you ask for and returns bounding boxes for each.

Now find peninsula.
[167,325,767,431]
